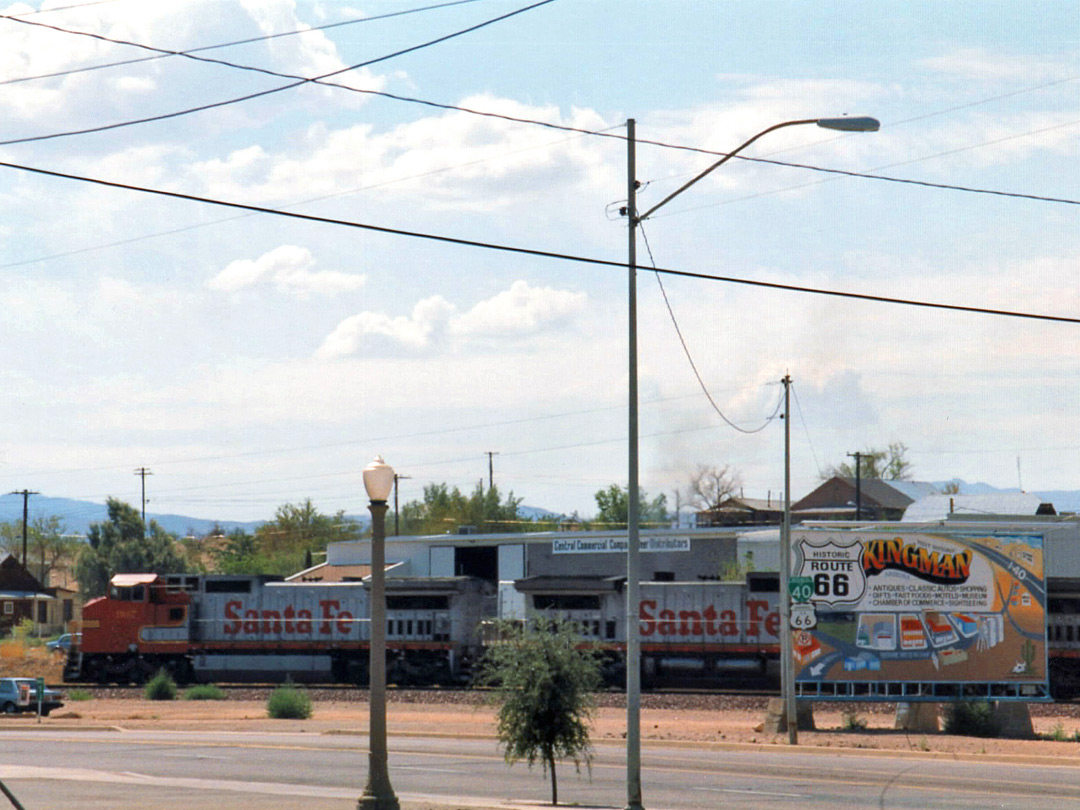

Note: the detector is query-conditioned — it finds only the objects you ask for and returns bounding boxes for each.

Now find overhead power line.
[0,0,559,147]
[0,0,487,87]
[0,156,1077,326]
[8,2,1079,218]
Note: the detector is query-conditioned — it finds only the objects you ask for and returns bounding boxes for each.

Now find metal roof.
[902,493,1056,522]
[111,573,159,587]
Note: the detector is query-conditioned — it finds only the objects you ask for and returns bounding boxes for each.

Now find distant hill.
[0,494,266,539]
[0,494,559,538]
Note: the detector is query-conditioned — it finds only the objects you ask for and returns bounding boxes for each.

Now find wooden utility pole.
[846,452,863,520]
[485,451,499,492]
[10,490,39,566]
[134,467,153,526]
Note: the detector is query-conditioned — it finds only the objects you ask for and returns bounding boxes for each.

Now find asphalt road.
[2,728,1080,810]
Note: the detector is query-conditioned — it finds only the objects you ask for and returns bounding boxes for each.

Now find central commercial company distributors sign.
[789,530,1046,688]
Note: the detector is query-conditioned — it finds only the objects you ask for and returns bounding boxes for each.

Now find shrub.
[267,684,312,719]
[66,689,93,702]
[13,618,35,641]
[943,701,1000,738]
[841,708,867,731]
[183,684,226,701]
[144,669,177,701]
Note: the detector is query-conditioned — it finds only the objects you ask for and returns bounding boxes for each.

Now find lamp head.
[816,116,880,132]
[363,455,395,503]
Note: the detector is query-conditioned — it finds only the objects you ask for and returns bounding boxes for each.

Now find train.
[62,569,1080,697]
[63,570,780,688]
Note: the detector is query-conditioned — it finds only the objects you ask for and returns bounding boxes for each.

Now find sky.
[2,0,1079,527]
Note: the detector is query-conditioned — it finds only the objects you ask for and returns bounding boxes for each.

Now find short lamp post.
[359,455,400,810]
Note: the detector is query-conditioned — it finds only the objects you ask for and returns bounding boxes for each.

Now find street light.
[360,455,399,810]
[623,115,878,809]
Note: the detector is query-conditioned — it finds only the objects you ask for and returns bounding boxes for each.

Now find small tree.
[477,619,602,806]
[592,484,668,528]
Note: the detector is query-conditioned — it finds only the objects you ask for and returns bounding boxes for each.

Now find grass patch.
[183,684,226,701]
[144,669,177,701]
[66,689,94,702]
[267,683,312,719]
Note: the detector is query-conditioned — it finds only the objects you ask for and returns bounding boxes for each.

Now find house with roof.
[792,476,937,522]
[695,495,785,527]
[0,553,76,635]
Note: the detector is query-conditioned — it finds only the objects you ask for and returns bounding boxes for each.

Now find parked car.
[45,633,80,653]
[0,678,64,716]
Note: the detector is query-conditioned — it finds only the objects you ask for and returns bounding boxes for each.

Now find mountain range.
[0,495,558,538]
[0,482,1075,539]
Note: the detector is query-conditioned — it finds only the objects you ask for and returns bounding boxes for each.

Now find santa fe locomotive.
[63,571,782,687]
[65,573,495,685]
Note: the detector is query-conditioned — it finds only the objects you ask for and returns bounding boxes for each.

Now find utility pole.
[780,375,797,744]
[393,473,411,536]
[846,452,863,520]
[10,490,39,567]
[484,451,499,492]
[134,467,153,526]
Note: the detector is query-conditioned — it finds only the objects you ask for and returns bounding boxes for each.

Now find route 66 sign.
[791,603,817,630]
[795,539,867,606]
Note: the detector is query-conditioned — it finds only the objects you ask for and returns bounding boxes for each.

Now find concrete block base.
[763,697,815,733]
[894,702,940,733]
[992,702,1034,739]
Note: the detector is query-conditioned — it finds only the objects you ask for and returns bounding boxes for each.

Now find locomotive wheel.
[1,702,16,714]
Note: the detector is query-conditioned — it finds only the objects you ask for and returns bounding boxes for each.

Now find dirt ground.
[12,697,1080,760]
[7,643,1080,761]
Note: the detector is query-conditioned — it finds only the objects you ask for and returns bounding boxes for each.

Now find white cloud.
[208,245,365,295]
[919,48,1073,82]
[451,280,587,337]
[317,295,454,359]
[317,281,589,359]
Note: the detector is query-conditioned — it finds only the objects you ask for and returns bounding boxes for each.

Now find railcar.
[64,572,494,685]
[513,573,782,687]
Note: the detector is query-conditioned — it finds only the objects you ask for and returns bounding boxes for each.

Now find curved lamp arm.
[638,116,879,221]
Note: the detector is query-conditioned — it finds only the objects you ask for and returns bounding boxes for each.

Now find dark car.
[0,678,64,716]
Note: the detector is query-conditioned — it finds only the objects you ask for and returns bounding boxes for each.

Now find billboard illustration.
[789,530,1046,691]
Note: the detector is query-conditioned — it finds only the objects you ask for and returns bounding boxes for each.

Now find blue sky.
[1,0,1078,525]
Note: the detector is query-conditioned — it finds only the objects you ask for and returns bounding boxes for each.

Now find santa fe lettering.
[222,600,333,635]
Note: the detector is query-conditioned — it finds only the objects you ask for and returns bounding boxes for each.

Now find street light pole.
[623,116,878,778]
[625,118,643,810]
[360,455,399,810]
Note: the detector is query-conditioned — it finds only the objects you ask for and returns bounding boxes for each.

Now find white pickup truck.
[0,678,64,716]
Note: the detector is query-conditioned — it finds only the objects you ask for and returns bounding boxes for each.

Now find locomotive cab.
[75,573,194,684]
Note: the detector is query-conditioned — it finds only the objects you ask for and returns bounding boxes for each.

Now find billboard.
[789,530,1046,691]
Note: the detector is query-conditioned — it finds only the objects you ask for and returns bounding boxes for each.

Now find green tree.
[209,501,360,576]
[255,498,360,554]
[825,441,912,481]
[477,619,602,806]
[0,515,79,586]
[399,482,523,535]
[212,528,261,574]
[592,484,668,528]
[75,498,187,599]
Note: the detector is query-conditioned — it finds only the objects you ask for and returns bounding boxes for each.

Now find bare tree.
[824,442,912,481]
[686,464,741,511]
